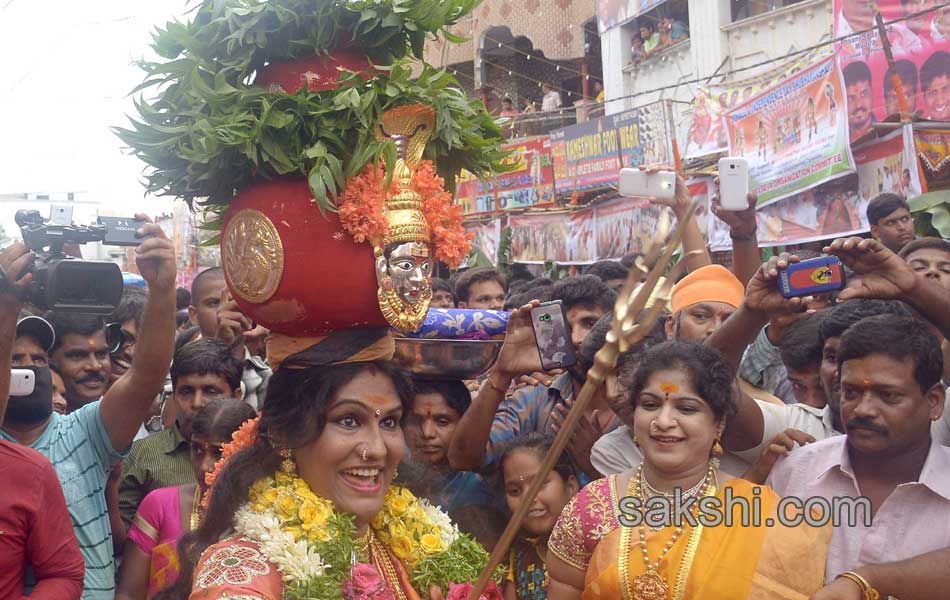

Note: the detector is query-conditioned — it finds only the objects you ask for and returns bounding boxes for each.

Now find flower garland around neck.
[234,470,503,600]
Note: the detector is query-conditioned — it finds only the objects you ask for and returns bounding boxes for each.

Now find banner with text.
[725,55,854,207]
[834,1,950,142]
[684,48,831,160]
[550,100,673,200]
[549,118,621,198]
[456,137,555,214]
[853,125,923,204]
[615,100,675,169]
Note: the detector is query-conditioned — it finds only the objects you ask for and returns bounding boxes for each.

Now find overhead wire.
[584,2,949,111]
[442,2,949,116]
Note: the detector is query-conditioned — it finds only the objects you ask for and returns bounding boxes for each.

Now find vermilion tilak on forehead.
[363,394,391,409]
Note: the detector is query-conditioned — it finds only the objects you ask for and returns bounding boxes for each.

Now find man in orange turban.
[665,264,745,342]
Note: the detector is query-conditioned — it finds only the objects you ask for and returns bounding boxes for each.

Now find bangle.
[729,230,757,242]
[486,372,509,394]
[836,572,880,600]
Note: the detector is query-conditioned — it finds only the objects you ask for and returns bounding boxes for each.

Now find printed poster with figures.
[567,208,597,264]
[834,1,950,142]
[853,125,922,207]
[463,220,500,266]
[684,48,832,160]
[725,55,855,208]
[509,212,570,264]
[595,197,669,260]
[757,175,869,247]
[615,100,674,169]
[686,178,731,252]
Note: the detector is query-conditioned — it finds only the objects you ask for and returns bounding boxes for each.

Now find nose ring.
[361,446,368,462]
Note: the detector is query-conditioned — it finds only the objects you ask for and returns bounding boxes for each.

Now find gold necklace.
[619,463,715,600]
[190,486,204,531]
[353,527,373,563]
[367,530,408,600]
[638,464,713,532]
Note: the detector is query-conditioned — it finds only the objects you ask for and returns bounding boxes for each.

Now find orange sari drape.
[189,536,422,600]
[581,479,831,599]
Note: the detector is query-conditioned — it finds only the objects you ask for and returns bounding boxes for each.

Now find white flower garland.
[234,503,327,583]
[417,498,460,548]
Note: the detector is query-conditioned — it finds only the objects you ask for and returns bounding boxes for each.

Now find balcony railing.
[499,100,607,139]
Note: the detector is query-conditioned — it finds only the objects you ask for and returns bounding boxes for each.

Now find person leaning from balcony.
[630,35,645,63]
[639,21,661,56]
[541,83,562,112]
[661,15,688,42]
[500,97,519,117]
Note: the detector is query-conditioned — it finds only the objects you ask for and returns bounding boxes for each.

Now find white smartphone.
[618,168,676,201]
[10,369,35,397]
[718,157,750,210]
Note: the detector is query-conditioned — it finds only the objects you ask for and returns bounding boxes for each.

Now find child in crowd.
[500,433,579,600]
[116,398,257,600]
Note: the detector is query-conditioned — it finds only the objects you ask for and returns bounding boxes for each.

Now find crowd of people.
[1,173,949,600]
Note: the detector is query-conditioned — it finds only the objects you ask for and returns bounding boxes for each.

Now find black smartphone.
[530,300,577,371]
[98,216,150,246]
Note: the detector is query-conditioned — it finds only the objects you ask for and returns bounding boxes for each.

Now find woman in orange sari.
[547,341,832,600]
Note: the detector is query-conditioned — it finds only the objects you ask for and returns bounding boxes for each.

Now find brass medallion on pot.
[222,208,284,304]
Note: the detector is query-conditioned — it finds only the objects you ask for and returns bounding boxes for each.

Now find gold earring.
[712,422,725,456]
[393,467,399,480]
[279,448,297,476]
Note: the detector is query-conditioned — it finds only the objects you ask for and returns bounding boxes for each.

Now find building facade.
[599,0,832,143]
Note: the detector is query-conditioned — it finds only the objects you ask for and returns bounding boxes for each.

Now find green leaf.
[308,164,329,216]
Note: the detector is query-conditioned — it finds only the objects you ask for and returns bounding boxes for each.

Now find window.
[625,0,690,67]
[732,0,808,22]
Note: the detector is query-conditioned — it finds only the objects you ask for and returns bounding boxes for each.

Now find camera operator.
[0,215,177,600]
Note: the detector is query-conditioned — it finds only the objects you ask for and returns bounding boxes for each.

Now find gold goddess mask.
[372,105,437,332]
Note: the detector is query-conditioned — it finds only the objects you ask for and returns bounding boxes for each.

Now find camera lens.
[730,164,736,169]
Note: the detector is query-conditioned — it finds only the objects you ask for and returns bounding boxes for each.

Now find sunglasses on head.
[105,322,137,355]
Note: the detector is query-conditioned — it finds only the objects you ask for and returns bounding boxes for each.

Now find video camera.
[15,209,142,315]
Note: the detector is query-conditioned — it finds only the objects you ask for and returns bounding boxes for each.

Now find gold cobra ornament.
[371,105,437,332]
[221,209,284,304]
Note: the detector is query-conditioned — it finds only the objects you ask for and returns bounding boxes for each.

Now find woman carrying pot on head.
[545,341,832,599]
[155,329,499,600]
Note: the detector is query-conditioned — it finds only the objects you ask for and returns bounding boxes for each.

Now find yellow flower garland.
[248,471,455,569]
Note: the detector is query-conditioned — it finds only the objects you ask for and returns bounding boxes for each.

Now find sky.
[0,0,194,233]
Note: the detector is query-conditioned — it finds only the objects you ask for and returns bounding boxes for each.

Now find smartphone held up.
[777,256,845,299]
[618,168,676,201]
[717,157,751,211]
[530,300,577,371]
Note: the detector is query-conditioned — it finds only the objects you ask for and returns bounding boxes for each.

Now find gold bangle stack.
[837,571,880,600]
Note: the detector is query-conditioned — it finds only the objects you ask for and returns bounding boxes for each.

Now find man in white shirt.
[768,314,950,586]
[541,84,562,112]
[706,239,950,464]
